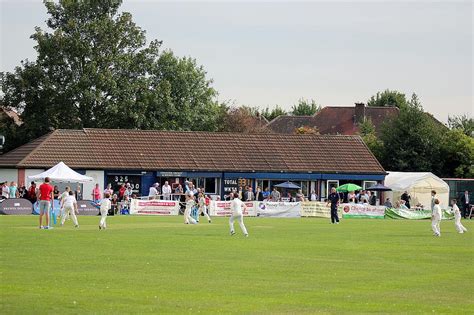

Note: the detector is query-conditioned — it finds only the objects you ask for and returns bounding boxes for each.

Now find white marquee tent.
[384,172,449,209]
[27,161,94,183]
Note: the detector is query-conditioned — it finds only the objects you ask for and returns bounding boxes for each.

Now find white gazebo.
[27,161,94,183]
[385,172,449,209]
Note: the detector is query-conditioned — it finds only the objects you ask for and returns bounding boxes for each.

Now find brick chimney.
[354,103,366,124]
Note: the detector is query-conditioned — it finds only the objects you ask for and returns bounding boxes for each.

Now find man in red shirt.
[38,177,54,229]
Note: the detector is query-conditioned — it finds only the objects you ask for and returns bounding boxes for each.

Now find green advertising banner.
[385,208,454,220]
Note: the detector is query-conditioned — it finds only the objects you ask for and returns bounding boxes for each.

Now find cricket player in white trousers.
[431,198,442,237]
[99,193,111,230]
[184,189,197,224]
[60,191,79,227]
[452,199,468,234]
[229,193,248,237]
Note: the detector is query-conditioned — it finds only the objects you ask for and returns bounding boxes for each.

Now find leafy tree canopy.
[367,89,408,108]
[290,98,321,116]
[0,0,221,150]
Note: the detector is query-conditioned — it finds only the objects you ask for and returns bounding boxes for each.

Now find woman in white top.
[431,198,442,237]
[347,191,356,203]
[310,190,318,201]
[60,191,79,227]
[229,193,248,237]
[451,199,467,234]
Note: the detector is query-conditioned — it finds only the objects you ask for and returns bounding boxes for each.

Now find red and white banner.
[209,201,257,216]
[130,199,180,215]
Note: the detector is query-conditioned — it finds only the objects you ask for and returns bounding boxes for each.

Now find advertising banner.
[339,203,385,219]
[0,198,33,215]
[130,199,180,215]
[385,208,454,220]
[256,202,301,218]
[209,201,256,217]
[77,200,100,216]
[301,201,342,218]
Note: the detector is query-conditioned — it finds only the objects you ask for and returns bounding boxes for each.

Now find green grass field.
[1,215,473,314]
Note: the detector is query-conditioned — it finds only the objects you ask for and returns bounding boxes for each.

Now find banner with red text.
[130,199,180,215]
[339,203,385,219]
[209,201,257,216]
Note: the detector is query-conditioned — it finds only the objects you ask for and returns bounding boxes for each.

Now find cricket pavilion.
[0,128,386,200]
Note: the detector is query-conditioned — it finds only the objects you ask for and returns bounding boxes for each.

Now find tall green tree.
[378,93,444,172]
[0,0,221,151]
[290,98,321,116]
[440,128,474,178]
[367,89,408,108]
[359,118,383,161]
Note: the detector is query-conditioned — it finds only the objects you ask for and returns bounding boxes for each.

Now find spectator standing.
[75,185,82,201]
[255,187,264,201]
[111,194,119,215]
[238,186,243,200]
[460,191,470,219]
[162,181,172,200]
[262,187,270,200]
[451,199,467,234]
[148,183,159,200]
[28,182,37,204]
[369,191,377,206]
[104,184,113,199]
[124,185,133,200]
[53,186,60,200]
[326,187,340,224]
[401,191,411,209]
[38,177,54,229]
[118,184,126,201]
[18,185,27,198]
[310,190,318,201]
[296,189,305,202]
[91,184,101,203]
[1,182,10,199]
[271,187,281,202]
[245,187,255,201]
[174,184,183,201]
[9,181,18,198]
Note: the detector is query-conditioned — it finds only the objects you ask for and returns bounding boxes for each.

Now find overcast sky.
[1,0,472,122]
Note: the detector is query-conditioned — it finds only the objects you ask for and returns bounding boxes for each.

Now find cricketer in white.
[431,199,442,237]
[229,193,248,237]
[452,200,468,234]
[99,194,111,230]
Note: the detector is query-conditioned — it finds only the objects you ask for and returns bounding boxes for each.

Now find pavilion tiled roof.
[0,128,385,174]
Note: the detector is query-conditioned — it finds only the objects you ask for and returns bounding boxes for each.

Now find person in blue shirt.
[326,187,340,224]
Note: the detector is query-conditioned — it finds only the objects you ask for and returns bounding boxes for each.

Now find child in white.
[452,199,467,234]
[229,193,248,237]
[198,193,211,223]
[60,191,79,227]
[59,186,71,221]
[99,193,111,230]
[184,189,197,224]
[431,198,442,237]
